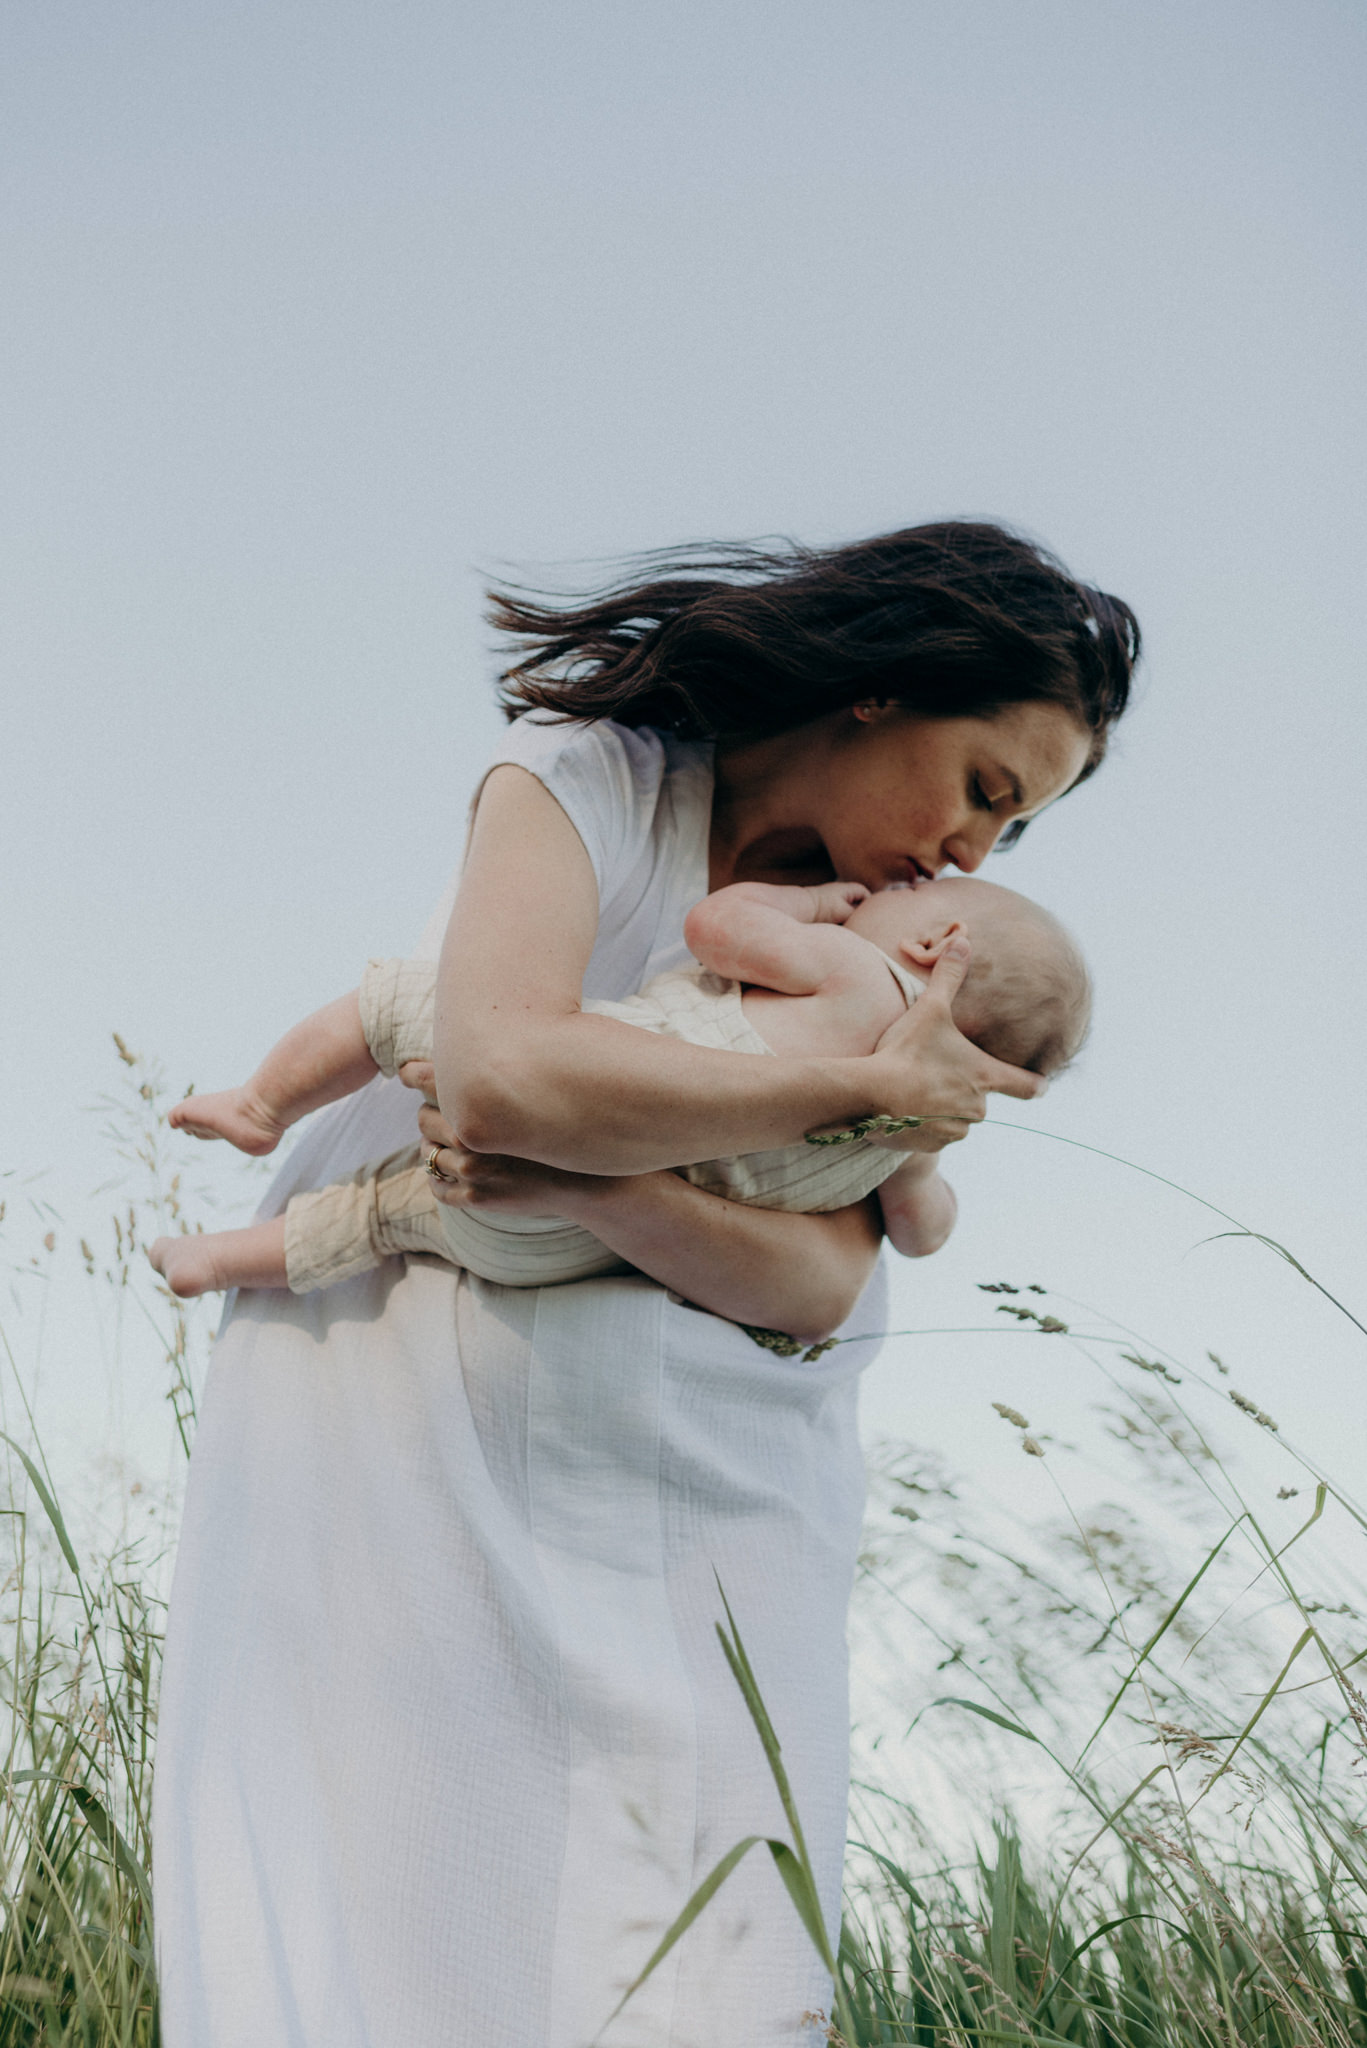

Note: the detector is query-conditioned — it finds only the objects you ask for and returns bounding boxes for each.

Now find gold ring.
[424,1145,457,1184]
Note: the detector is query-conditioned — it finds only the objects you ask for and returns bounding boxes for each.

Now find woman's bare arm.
[436,766,1041,1175]
[411,1118,883,1343]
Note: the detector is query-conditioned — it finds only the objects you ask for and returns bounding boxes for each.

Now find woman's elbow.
[785,1258,877,1347]
[785,1296,858,1349]
[436,1054,529,1154]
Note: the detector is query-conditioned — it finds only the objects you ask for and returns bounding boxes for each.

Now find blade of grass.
[1079,1516,1248,1761]
[599,1834,767,2031]
[1193,1627,1316,1806]
[909,1697,1039,1743]
[0,1434,80,1579]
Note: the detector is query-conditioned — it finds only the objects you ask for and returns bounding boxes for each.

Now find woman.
[154,523,1138,2047]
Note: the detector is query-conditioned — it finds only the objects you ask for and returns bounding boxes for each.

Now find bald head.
[847,876,1091,1076]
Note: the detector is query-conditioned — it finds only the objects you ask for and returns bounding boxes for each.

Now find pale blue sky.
[3,1,1365,1506]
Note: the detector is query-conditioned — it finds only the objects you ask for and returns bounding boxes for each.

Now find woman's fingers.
[415,1102,464,1201]
[398,1059,437,1096]
[907,933,1045,1098]
[921,933,972,1007]
[866,926,1048,1133]
[414,1136,575,1217]
[416,1101,459,1148]
[982,1056,1047,1103]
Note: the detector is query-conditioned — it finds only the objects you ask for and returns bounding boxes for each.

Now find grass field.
[1,1043,1363,2045]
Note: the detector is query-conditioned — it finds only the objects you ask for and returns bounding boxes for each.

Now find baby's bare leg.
[168,992,379,1155]
[148,1217,289,1297]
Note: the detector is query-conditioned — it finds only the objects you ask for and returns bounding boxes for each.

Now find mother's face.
[816,701,1093,889]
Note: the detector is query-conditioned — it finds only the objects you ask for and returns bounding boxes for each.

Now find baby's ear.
[900,919,966,967]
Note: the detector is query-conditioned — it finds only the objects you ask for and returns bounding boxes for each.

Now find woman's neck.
[708,719,838,890]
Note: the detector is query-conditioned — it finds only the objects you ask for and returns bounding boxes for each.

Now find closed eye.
[974,775,1028,848]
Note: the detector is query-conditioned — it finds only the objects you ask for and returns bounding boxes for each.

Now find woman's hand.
[398,1059,437,1100]
[414,1102,595,1217]
[413,1100,880,1344]
[861,937,1044,1152]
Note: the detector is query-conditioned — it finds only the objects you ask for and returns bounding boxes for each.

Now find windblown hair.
[492,522,1140,781]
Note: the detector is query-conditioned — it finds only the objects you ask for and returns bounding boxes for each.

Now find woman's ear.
[899,919,966,966]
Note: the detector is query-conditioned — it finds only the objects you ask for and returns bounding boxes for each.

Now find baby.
[149,874,1090,1300]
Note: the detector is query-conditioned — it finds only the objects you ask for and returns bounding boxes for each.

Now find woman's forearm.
[435,758,1036,1175]
[435,762,887,1172]
[442,1010,884,1174]
[560,1172,883,1344]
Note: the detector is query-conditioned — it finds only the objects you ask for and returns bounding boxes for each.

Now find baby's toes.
[177,1117,223,1143]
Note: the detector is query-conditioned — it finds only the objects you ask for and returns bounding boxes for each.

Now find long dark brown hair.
[492,522,1140,787]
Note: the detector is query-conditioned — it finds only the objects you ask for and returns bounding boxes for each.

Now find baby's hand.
[804,881,870,924]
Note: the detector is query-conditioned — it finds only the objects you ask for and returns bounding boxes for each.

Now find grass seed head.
[1230,1389,1279,1431]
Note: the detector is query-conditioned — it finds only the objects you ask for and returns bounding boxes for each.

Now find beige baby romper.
[281,951,920,1292]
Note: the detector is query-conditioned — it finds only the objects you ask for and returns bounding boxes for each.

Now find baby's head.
[846,877,1091,1077]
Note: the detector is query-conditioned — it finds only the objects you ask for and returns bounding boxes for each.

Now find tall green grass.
[1,1041,1364,2045]
[829,1201,1367,2042]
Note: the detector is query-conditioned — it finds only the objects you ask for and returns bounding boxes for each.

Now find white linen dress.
[153,717,889,2048]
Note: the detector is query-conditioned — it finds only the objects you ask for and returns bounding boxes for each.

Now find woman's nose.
[942,820,1000,873]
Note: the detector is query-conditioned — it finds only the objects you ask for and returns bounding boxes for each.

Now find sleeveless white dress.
[153,717,888,2048]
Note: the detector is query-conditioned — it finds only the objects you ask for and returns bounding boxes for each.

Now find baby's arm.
[876,1154,958,1260]
[683,881,870,993]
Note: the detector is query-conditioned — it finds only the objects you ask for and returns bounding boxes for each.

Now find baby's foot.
[148,1235,223,1298]
[168,1086,286,1155]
